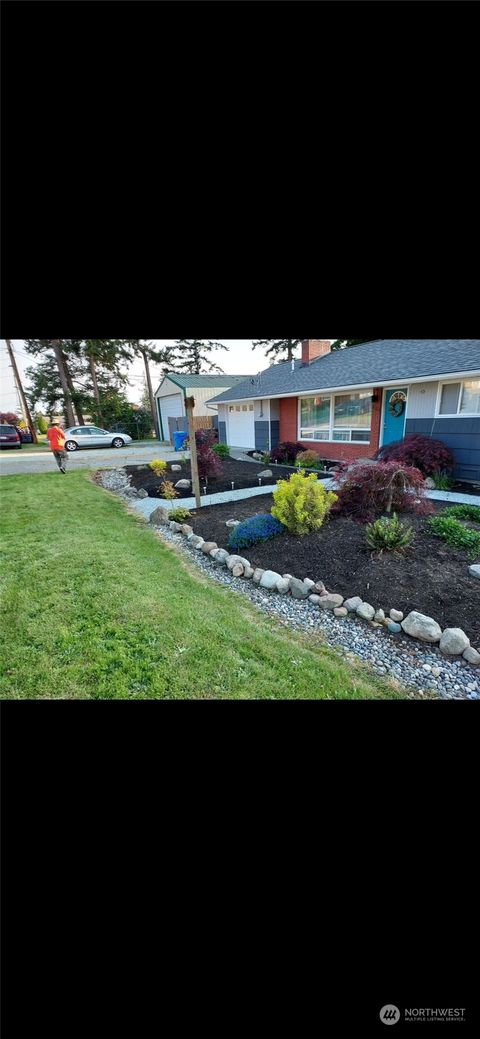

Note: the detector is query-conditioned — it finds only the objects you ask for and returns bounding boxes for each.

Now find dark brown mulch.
[185,496,480,645]
[125,457,326,500]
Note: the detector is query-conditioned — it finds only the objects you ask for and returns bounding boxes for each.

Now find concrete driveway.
[0,442,186,476]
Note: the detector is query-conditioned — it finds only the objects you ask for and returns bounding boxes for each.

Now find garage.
[227,402,255,448]
[159,393,184,441]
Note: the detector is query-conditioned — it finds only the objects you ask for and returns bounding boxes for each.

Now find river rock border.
[148,504,480,677]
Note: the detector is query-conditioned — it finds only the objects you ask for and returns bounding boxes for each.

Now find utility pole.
[5,339,38,442]
[138,341,160,440]
[51,340,76,426]
[185,396,201,508]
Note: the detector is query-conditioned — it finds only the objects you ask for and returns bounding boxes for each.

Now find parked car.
[63,426,133,451]
[16,426,34,443]
[0,424,22,449]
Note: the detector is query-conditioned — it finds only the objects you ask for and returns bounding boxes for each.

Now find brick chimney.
[301,339,331,365]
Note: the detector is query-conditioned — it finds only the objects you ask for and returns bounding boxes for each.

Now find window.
[229,406,234,413]
[249,404,254,411]
[242,405,247,411]
[439,379,480,416]
[300,392,372,444]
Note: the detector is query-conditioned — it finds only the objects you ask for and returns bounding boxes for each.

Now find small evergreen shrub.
[272,472,338,534]
[428,515,480,558]
[169,507,192,523]
[213,443,230,459]
[270,441,304,465]
[295,450,325,471]
[197,446,223,480]
[160,480,179,502]
[228,513,286,550]
[365,513,414,555]
[375,434,454,477]
[332,461,433,523]
[149,459,168,476]
[260,452,271,465]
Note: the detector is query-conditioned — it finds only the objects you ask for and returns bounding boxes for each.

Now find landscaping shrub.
[228,513,286,550]
[431,470,454,490]
[35,413,49,434]
[375,434,454,477]
[160,480,179,502]
[149,459,168,476]
[213,443,230,459]
[169,507,192,523]
[195,429,217,447]
[428,515,480,559]
[197,446,223,481]
[295,450,325,471]
[332,461,434,523]
[365,513,414,555]
[272,472,338,534]
[270,441,304,465]
[260,452,271,465]
[442,504,480,523]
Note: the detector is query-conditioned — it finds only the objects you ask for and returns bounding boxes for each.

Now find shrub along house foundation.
[208,340,480,481]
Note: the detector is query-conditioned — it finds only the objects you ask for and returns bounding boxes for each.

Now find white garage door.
[227,403,255,449]
[159,393,184,440]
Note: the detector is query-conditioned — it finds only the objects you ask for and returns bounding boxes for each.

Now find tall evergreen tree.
[167,340,228,374]
[252,339,302,363]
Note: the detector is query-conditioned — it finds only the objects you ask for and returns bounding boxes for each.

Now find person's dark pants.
[53,450,68,472]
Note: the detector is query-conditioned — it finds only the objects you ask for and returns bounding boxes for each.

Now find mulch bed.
[125,457,326,500]
[183,495,480,645]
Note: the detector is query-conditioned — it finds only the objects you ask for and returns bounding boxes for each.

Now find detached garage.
[155,373,254,444]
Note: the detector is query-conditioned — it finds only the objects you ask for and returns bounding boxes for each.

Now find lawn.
[0,471,404,699]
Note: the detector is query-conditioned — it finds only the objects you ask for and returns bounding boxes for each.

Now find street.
[0,442,185,476]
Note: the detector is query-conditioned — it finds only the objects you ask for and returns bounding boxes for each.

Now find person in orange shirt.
[46,420,68,473]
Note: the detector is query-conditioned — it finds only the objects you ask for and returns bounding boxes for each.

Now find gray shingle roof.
[208,340,480,403]
[156,373,254,393]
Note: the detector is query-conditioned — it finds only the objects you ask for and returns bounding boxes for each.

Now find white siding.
[185,386,224,416]
[254,399,270,422]
[156,377,184,400]
[407,381,439,419]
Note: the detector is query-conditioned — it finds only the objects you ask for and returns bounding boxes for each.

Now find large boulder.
[260,570,283,591]
[181,524,193,535]
[334,607,348,617]
[463,646,480,666]
[169,521,183,532]
[253,568,265,584]
[149,506,170,525]
[344,596,363,612]
[439,628,470,656]
[137,488,149,499]
[390,609,404,622]
[318,593,345,610]
[289,577,311,599]
[175,479,191,490]
[171,464,182,472]
[189,535,205,550]
[227,554,251,571]
[213,549,230,566]
[225,519,240,528]
[276,577,290,594]
[468,564,480,579]
[232,564,245,577]
[202,541,218,555]
[258,469,273,478]
[401,611,442,642]
[356,602,375,622]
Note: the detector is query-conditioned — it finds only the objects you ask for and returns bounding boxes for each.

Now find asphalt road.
[0,442,184,476]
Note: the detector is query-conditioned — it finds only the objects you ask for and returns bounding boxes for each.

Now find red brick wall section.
[278,390,383,463]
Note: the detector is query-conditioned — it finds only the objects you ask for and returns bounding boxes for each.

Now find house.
[154,373,254,443]
[208,340,480,482]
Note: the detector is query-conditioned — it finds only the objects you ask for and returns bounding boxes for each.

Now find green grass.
[0,471,405,700]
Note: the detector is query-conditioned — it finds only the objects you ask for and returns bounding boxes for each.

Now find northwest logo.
[380,1005,401,1025]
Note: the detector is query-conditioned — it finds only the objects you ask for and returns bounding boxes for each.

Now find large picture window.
[438,378,480,416]
[300,392,372,444]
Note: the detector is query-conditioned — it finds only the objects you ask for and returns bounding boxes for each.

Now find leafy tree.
[330,339,375,351]
[35,413,49,434]
[0,411,21,425]
[167,340,228,374]
[252,339,302,362]
[89,390,153,440]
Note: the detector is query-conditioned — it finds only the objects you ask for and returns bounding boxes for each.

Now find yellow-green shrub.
[271,472,337,534]
[149,459,168,476]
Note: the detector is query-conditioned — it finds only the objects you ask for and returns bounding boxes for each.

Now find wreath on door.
[389,391,407,417]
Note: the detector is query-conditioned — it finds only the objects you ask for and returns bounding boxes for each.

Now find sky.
[0,339,335,414]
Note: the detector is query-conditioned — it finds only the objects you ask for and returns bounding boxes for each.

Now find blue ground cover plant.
[228,513,286,550]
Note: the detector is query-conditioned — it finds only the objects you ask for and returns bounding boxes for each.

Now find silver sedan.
[63,425,133,451]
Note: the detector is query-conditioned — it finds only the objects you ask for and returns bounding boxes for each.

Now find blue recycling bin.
[173,430,189,451]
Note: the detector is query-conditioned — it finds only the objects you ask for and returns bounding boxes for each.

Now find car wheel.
[112,438,124,448]
[65,441,78,452]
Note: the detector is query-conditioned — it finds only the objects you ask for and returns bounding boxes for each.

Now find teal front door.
[382,388,408,447]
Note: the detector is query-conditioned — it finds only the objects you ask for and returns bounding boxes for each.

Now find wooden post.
[5,339,38,442]
[185,396,201,509]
